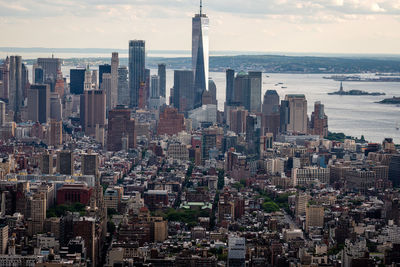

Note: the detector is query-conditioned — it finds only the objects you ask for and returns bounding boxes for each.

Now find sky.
[1,0,400,54]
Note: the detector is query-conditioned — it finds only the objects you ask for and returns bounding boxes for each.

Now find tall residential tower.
[129,40,146,108]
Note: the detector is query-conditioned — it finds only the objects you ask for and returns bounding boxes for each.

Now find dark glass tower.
[129,40,146,108]
[70,68,86,95]
[226,69,235,106]
[99,64,111,86]
[158,63,166,98]
[173,70,193,113]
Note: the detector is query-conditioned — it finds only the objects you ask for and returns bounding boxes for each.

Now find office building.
[81,153,99,177]
[306,205,324,232]
[50,92,62,121]
[192,3,209,108]
[40,151,53,175]
[100,73,112,112]
[117,66,129,106]
[99,64,111,86]
[70,68,86,94]
[228,237,246,267]
[56,150,73,175]
[310,101,328,137]
[33,65,44,84]
[0,222,8,255]
[158,63,166,98]
[157,107,185,136]
[226,69,235,106]
[29,193,47,236]
[0,101,5,126]
[129,40,146,108]
[80,90,106,136]
[0,57,10,100]
[37,57,62,82]
[262,90,280,137]
[389,155,400,187]
[8,56,23,121]
[27,84,50,124]
[111,52,119,109]
[107,105,136,151]
[280,100,290,133]
[84,66,92,91]
[149,75,160,111]
[48,120,62,147]
[173,70,194,113]
[247,71,262,113]
[229,107,248,135]
[285,94,308,134]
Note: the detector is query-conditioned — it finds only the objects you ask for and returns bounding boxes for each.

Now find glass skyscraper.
[192,3,209,109]
[129,40,145,108]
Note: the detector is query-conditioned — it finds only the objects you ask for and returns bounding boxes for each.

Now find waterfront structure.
[129,40,146,108]
[192,2,209,108]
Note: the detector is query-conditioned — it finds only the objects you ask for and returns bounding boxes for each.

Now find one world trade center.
[192,0,209,109]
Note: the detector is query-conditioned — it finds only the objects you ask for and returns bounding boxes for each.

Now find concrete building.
[117,66,129,106]
[27,84,50,124]
[29,193,47,236]
[81,153,99,177]
[285,94,308,134]
[310,101,328,137]
[80,90,106,136]
[56,150,73,175]
[292,167,330,186]
[107,105,136,151]
[167,143,189,161]
[306,205,324,232]
[228,237,246,267]
[48,120,62,147]
[157,107,185,136]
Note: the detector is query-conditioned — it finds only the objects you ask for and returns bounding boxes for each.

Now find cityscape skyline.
[2,0,400,54]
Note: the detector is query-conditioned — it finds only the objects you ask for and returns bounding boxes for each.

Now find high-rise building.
[70,68,86,94]
[27,84,50,124]
[157,107,185,136]
[310,101,328,137]
[229,106,248,135]
[246,114,261,157]
[279,100,290,133]
[389,155,400,187]
[129,40,146,108]
[80,90,106,136]
[173,70,194,113]
[99,64,111,86]
[91,70,98,89]
[37,57,62,82]
[33,65,44,84]
[306,205,324,232]
[101,73,112,112]
[56,150,73,175]
[81,153,99,177]
[8,56,23,122]
[202,127,217,162]
[0,57,10,100]
[0,221,8,255]
[117,66,129,106]
[145,68,151,103]
[40,151,54,175]
[262,90,280,137]
[0,101,5,126]
[158,64,166,98]
[285,94,308,134]
[84,66,92,91]
[29,193,46,236]
[247,71,262,113]
[49,120,62,147]
[226,69,235,106]
[111,52,119,109]
[107,105,136,151]
[50,92,62,121]
[228,237,246,267]
[202,78,217,106]
[149,75,160,110]
[192,2,209,108]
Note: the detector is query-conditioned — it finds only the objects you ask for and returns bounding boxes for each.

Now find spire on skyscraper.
[200,0,202,15]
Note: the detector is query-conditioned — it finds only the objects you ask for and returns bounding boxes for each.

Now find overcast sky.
[1,0,400,54]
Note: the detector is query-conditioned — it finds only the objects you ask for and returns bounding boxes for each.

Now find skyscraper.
[8,56,23,122]
[158,64,166,98]
[70,68,86,94]
[111,52,119,110]
[129,40,146,108]
[107,105,136,151]
[99,64,111,86]
[192,1,209,108]
[37,57,62,82]
[80,90,106,136]
[226,69,235,106]
[310,101,328,137]
[173,70,194,113]
[285,94,308,134]
[118,66,129,106]
[84,65,92,91]
[27,84,50,124]
[262,90,280,137]
[57,150,73,175]
[101,73,112,112]
[0,57,10,100]
[149,75,160,111]
[247,71,262,113]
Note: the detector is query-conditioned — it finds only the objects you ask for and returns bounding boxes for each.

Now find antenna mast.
[200,0,202,15]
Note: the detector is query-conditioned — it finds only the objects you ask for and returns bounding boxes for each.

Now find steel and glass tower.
[192,0,209,109]
[129,40,145,108]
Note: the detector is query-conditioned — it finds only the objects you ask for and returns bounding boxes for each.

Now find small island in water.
[328,82,386,96]
[377,97,400,104]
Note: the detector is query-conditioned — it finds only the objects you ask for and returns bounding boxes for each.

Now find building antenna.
[200,0,202,15]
